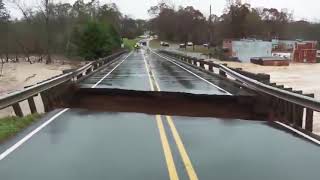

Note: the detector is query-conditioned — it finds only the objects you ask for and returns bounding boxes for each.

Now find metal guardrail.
[159,50,320,134]
[219,65,320,112]
[0,50,128,113]
[159,50,320,111]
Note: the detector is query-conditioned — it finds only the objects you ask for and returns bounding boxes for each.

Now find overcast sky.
[5,0,320,21]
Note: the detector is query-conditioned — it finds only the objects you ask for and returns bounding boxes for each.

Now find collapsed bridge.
[0,47,319,180]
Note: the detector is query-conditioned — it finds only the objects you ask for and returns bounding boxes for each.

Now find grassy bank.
[0,114,41,142]
[123,38,142,50]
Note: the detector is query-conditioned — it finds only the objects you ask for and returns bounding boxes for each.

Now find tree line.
[0,0,146,63]
[148,1,320,46]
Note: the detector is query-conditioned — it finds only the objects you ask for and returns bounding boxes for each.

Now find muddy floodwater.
[214,61,320,135]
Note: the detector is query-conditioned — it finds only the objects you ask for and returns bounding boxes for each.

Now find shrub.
[72,20,121,60]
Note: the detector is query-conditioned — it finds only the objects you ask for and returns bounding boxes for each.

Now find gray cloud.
[4,0,320,21]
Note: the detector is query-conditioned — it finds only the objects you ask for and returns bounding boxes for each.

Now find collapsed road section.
[1,48,320,180]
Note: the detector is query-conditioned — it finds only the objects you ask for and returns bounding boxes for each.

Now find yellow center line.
[143,48,199,180]
[156,115,179,180]
[142,50,179,180]
[166,116,199,180]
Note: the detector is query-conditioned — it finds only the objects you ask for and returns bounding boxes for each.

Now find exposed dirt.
[67,88,269,121]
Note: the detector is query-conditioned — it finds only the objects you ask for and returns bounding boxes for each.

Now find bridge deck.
[0,49,319,180]
[80,50,243,95]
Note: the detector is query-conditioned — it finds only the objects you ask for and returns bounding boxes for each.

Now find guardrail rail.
[0,50,128,117]
[159,50,320,135]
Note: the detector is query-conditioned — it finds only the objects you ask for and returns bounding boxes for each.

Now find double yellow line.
[142,51,198,180]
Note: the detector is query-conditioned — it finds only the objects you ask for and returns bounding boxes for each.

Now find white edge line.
[150,49,232,95]
[275,121,320,145]
[91,52,132,88]
[0,108,69,161]
[141,50,155,91]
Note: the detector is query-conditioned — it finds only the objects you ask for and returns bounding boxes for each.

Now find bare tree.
[0,55,4,76]
[41,0,52,64]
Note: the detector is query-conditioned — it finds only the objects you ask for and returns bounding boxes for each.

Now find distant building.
[272,39,296,52]
[223,39,272,62]
[293,41,318,63]
[251,57,289,66]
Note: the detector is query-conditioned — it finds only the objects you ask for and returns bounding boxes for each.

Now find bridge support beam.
[67,88,268,121]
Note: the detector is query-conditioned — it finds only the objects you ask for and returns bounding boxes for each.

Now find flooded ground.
[0,60,81,118]
[212,61,320,135]
[155,46,320,135]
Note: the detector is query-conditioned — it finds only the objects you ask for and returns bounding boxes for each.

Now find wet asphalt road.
[1,49,320,180]
[0,110,168,180]
[81,52,151,91]
[1,110,320,180]
[81,50,230,94]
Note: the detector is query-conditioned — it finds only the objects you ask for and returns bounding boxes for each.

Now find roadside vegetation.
[148,2,320,47]
[149,39,226,60]
[149,39,210,53]
[72,21,121,60]
[123,38,142,50]
[0,0,146,64]
[0,113,41,142]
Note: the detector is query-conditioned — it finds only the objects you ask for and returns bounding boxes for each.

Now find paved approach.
[1,49,320,180]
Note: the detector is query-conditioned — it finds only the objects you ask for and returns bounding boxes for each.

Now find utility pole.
[208,4,212,49]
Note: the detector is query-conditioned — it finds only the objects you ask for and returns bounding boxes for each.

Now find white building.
[230,39,272,62]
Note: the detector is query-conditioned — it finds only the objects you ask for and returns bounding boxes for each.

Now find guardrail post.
[293,91,303,127]
[284,101,292,123]
[208,64,214,72]
[276,85,285,89]
[257,73,271,84]
[86,68,92,75]
[294,104,304,128]
[28,97,37,114]
[40,92,51,112]
[219,64,227,77]
[268,97,277,121]
[12,103,23,117]
[270,97,282,122]
[284,88,293,92]
[219,70,226,77]
[278,99,286,122]
[219,70,227,77]
[199,60,205,69]
[77,73,83,79]
[305,94,315,132]
[192,58,197,66]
